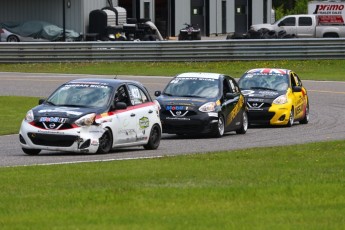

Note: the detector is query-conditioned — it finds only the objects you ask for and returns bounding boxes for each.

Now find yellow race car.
[238,68,309,127]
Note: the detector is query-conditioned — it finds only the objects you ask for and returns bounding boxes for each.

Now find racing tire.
[212,115,225,138]
[144,124,161,150]
[236,111,248,134]
[299,103,309,124]
[97,128,113,154]
[22,148,41,155]
[286,108,294,127]
[7,35,20,42]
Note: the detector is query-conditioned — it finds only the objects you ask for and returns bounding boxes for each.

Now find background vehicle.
[238,68,309,127]
[88,6,163,41]
[154,72,248,137]
[0,20,81,42]
[19,78,162,155]
[250,14,345,38]
[178,23,201,40]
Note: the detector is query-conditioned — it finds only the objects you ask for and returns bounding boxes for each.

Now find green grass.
[0,140,344,229]
[0,96,39,135]
[1,62,344,229]
[1,60,345,81]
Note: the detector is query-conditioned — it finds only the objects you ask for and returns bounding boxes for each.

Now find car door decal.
[226,95,244,125]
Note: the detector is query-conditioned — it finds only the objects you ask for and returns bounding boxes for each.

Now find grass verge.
[1,60,345,81]
[1,140,344,229]
[0,96,39,135]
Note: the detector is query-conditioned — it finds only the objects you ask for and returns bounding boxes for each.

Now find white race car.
[19,78,162,155]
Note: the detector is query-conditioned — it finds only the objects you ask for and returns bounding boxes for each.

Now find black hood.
[241,89,285,100]
[32,104,105,121]
[157,95,211,107]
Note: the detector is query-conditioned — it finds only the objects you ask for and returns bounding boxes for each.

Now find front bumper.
[248,103,292,126]
[160,112,219,135]
[19,121,104,154]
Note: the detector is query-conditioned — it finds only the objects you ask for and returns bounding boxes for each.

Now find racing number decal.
[226,95,244,125]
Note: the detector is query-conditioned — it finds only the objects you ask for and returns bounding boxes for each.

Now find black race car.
[154,72,248,137]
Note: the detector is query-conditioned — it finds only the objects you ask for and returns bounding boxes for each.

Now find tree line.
[273,0,309,20]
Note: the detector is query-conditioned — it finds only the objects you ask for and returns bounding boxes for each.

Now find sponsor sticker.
[166,105,186,110]
[39,117,67,123]
[139,117,150,129]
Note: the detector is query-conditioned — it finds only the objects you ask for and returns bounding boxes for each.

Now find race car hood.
[240,89,285,100]
[32,104,104,121]
[156,95,211,107]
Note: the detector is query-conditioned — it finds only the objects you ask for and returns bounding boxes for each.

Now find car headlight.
[75,113,96,127]
[25,110,34,122]
[273,95,288,104]
[199,102,216,112]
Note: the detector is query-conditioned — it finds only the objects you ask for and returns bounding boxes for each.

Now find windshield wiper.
[58,104,88,108]
[250,87,277,91]
[44,101,56,106]
[179,95,200,98]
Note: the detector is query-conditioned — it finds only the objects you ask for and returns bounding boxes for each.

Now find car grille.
[248,111,275,122]
[28,133,78,147]
[161,110,197,117]
[33,122,74,130]
[247,101,271,109]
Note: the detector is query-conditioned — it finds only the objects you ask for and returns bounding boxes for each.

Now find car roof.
[245,68,290,75]
[175,72,224,80]
[66,78,144,87]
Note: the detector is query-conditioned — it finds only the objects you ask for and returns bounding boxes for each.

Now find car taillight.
[0,29,4,34]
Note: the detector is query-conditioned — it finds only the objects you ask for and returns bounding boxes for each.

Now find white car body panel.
[19,102,161,154]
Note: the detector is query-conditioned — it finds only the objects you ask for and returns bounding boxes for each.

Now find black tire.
[97,128,113,154]
[144,124,161,150]
[212,115,225,138]
[299,103,309,124]
[22,148,41,155]
[236,111,248,134]
[7,35,20,42]
[286,108,294,127]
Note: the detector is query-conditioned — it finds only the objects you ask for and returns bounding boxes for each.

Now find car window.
[290,73,298,87]
[299,17,312,26]
[128,84,149,105]
[228,78,240,93]
[239,73,289,91]
[164,77,219,98]
[293,73,303,87]
[223,79,232,94]
[280,17,296,26]
[115,85,131,105]
[47,83,112,107]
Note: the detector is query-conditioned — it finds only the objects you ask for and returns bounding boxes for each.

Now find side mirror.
[225,92,236,99]
[114,102,127,110]
[292,86,302,92]
[38,98,46,105]
[278,22,285,27]
[154,91,161,97]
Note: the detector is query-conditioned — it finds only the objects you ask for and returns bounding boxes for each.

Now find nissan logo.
[49,123,56,129]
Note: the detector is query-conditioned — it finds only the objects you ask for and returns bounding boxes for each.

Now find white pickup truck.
[250,14,345,38]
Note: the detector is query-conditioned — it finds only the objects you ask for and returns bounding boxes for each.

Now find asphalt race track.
[1,72,344,167]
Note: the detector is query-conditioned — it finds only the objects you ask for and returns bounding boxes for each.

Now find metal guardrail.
[1,38,345,63]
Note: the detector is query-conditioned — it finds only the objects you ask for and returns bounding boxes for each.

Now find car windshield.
[46,83,112,108]
[238,73,289,91]
[163,77,219,98]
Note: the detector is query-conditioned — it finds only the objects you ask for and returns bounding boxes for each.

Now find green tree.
[273,0,309,20]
